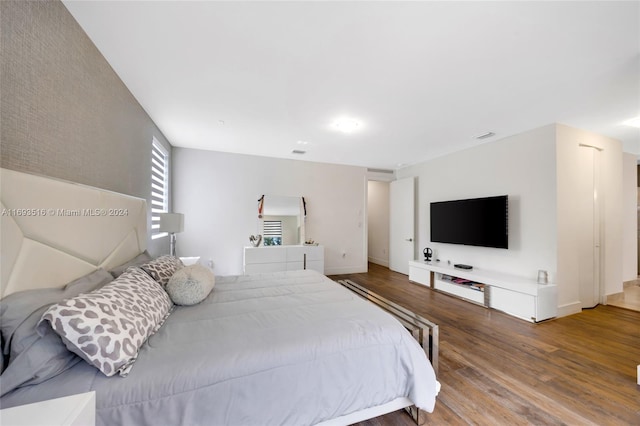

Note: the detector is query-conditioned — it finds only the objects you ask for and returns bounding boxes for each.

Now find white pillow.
[166,265,215,306]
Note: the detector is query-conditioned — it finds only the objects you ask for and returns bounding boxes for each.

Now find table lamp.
[159,213,184,256]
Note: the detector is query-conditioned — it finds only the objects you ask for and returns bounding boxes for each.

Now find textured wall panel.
[0,0,171,254]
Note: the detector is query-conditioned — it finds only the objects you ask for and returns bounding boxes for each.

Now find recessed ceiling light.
[333,117,362,133]
[475,131,495,140]
[297,140,309,145]
[622,116,640,128]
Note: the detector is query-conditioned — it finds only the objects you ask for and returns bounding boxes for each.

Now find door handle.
[405,238,413,242]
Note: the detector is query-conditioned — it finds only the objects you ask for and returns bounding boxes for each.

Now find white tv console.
[408,260,557,323]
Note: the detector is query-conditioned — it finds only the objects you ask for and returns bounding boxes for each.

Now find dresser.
[244,245,324,274]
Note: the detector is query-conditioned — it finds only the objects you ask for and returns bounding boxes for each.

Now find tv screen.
[430,195,508,249]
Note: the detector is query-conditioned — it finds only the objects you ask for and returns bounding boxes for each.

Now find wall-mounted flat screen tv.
[430,195,508,249]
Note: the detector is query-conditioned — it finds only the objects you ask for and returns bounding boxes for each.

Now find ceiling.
[62,1,640,170]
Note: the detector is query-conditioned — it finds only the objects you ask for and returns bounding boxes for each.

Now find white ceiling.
[62,1,640,170]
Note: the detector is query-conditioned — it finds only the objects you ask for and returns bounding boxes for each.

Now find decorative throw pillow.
[37,267,173,377]
[0,269,114,395]
[166,264,215,306]
[140,255,184,288]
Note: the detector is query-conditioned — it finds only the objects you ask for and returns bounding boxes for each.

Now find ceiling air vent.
[291,150,306,155]
[367,168,394,174]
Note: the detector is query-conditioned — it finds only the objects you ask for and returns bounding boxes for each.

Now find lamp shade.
[159,213,184,233]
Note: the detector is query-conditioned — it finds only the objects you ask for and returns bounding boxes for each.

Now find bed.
[0,168,439,425]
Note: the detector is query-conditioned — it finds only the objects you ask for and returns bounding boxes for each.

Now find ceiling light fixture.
[291,149,306,155]
[297,140,309,145]
[333,117,362,133]
[622,116,640,128]
[475,131,495,140]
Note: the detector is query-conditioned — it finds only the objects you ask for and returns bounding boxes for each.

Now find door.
[389,177,415,274]
[577,146,602,308]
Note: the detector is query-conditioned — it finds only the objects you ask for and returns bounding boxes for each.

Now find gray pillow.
[166,264,215,306]
[0,269,113,396]
[108,250,152,278]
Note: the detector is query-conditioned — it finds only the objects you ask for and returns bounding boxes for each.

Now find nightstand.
[180,256,200,266]
[0,392,95,426]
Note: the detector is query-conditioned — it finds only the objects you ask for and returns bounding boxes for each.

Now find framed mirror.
[258,195,305,246]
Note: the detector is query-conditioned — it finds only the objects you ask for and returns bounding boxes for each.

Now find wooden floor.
[329,263,640,426]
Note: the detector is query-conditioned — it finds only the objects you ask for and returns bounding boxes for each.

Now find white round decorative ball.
[166,264,215,305]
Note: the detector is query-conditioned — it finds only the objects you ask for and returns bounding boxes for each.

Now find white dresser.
[244,245,324,274]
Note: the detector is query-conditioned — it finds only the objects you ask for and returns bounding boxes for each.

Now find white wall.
[397,125,558,288]
[556,124,623,315]
[622,153,638,281]
[173,148,368,275]
[367,181,390,267]
[395,123,625,318]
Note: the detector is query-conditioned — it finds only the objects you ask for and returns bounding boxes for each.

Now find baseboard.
[557,301,581,318]
[324,265,368,275]
[368,257,389,268]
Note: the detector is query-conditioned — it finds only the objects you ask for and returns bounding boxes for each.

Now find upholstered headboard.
[1,168,147,297]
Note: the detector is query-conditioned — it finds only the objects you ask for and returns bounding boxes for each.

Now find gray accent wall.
[1,0,172,255]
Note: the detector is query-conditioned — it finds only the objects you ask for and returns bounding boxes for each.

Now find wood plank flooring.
[329,263,640,425]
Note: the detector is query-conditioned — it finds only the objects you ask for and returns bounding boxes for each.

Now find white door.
[389,177,415,274]
[577,146,602,308]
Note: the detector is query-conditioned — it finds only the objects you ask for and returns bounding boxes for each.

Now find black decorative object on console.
[423,247,433,261]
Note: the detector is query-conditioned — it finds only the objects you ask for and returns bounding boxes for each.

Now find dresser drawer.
[244,246,324,275]
[286,246,324,262]
[244,247,287,264]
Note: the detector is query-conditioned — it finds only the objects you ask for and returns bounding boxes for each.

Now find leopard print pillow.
[140,255,184,288]
[37,267,173,377]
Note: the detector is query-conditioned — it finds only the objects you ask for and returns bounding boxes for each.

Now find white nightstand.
[0,392,95,426]
[180,256,200,266]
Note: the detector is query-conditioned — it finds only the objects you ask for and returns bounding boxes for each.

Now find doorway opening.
[367,180,390,268]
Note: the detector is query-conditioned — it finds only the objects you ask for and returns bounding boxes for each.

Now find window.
[263,220,282,246]
[151,138,169,239]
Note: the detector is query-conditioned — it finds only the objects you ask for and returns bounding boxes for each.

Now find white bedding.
[2,270,438,425]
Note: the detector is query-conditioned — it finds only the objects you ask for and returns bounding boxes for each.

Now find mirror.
[258,195,305,246]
